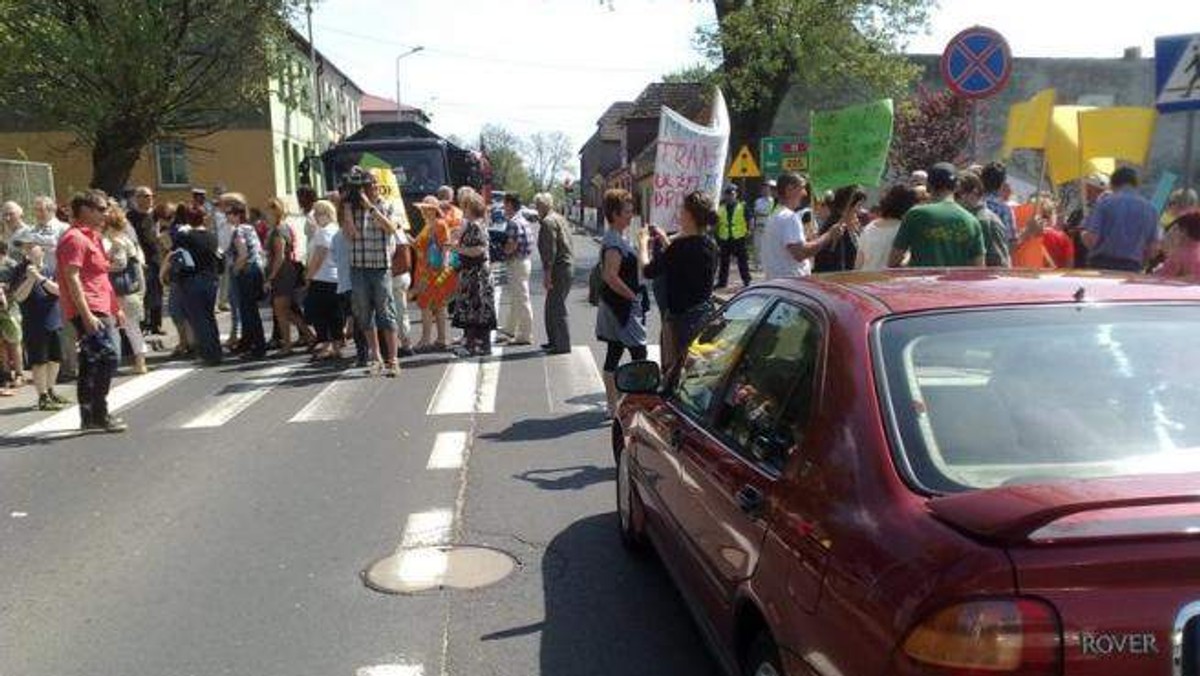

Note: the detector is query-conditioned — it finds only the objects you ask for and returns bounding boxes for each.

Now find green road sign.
[760,136,809,179]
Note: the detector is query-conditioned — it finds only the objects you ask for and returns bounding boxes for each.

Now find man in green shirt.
[889,163,986,268]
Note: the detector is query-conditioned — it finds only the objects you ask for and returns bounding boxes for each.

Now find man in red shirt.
[57,190,126,433]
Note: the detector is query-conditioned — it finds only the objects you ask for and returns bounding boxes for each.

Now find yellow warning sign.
[727,145,761,178]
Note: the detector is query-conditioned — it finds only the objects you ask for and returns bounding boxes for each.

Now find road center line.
[475,348,503,414]
[427,361,479,415]
[13,366,196,437]
[427,431,468,470]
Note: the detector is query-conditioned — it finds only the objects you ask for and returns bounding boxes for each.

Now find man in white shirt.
[761,172,843,280]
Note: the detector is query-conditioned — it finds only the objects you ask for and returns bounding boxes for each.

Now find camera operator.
[339,168,401,377]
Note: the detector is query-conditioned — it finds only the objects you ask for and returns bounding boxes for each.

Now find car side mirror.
[615,360,661,395]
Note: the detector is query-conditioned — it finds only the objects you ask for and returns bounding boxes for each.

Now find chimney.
[1123,46,1142,60]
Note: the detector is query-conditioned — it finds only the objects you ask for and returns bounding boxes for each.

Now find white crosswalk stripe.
[179,362,304,429]
[288,370,380,423]
[12,366,196,438]
[426,347,504,415]
[545,345,605,413]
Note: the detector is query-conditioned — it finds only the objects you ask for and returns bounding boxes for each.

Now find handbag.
[110,258,141,296]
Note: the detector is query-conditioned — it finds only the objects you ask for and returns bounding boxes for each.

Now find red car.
[612,269,1200,676]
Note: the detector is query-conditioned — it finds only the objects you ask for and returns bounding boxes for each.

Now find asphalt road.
[0,233,722,676]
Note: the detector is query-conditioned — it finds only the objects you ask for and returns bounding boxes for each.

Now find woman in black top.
[813,185,866,273]
[641,190,719,372]
[176,219,223,365]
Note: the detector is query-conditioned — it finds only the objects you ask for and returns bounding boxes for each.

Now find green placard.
[759,136,807,178]
[808,100,893,195]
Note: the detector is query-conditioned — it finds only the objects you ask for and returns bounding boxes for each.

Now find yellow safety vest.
[717,202,748,241]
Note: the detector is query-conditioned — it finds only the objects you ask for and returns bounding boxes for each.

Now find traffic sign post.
[760,136,808,178]
[1156,33,1200,189]
[941,26,1013,161]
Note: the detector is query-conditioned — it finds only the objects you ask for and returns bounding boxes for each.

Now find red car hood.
[927,474,1200,544]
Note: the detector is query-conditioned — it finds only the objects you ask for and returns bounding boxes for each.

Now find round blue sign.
[940,26,1012,99]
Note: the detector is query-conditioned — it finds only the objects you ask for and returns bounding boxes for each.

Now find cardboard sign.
[808,99,894,194]
[650,89,730,231]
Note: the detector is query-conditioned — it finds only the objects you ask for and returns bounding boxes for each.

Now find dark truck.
[319,121,491,230]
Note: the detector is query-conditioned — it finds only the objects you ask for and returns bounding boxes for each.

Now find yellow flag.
[1002,88,1056,157]
[1078,107,1158,166]
[1045,106,1116,186]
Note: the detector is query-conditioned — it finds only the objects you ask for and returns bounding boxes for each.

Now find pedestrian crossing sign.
[1155,33,1200,113]
[727,145,761,178]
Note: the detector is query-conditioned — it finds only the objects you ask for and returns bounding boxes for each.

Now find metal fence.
[0,159,56,213]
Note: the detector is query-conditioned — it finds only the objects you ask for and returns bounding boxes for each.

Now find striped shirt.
[505,215,532,259]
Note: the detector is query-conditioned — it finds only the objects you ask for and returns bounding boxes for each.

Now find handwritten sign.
[650,88,730,231]
[808,99,894,195]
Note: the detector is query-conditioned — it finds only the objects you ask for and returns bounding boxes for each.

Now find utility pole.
[395,46,425,122]
[305,0,322,189]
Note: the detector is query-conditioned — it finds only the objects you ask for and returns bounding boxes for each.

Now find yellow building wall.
[0,130,280,209]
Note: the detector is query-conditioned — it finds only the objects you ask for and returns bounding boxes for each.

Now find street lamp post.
[395,46,425,123]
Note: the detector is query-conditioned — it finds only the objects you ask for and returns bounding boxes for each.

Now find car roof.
[765,269,1200,317]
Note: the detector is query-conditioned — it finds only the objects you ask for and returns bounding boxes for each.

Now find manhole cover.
[364,545,518,594]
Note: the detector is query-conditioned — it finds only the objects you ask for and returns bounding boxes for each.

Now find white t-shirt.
[310,223,340,284]
[856,218,901,271]
[762,207,810,279]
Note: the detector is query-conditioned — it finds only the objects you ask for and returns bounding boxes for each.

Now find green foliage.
[663,63,716,84]
[0,0,306,192]
[700,0,931,135]
[482,124,533,199]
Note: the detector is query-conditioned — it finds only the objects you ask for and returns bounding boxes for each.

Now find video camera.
[338,165,374,209]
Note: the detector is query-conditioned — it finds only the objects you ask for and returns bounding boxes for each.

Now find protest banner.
[808,99,894,195]
[650,88,730,231]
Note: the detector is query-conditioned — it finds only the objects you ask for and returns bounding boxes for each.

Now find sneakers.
[383,361,400,378]
[83,416,128,434]
[37,394,66,411]
[368,360,383,377]
[47,390,70,405]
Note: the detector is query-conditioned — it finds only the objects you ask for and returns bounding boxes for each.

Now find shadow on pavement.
[514,465,615,491]
[480,513,720,676]
[480,411,607,443]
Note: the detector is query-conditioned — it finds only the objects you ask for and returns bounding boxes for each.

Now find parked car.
[613,269,1200,676]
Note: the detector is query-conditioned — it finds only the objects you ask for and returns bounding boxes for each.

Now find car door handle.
[735,485,765,517]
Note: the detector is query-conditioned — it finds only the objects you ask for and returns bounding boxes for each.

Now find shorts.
[24,329,63,366]
[350,268,398,331]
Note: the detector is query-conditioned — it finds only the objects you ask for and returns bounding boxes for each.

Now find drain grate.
[364,545,518,594]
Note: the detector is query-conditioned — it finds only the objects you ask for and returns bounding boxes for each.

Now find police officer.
[716,185,751,288]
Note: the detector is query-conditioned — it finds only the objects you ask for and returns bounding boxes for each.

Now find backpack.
[168,247,195,281]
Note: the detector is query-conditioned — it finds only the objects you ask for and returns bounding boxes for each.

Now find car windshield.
[877,304,1200,494]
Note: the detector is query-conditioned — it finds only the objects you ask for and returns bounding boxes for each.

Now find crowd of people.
[0,172,578,433]
[589,160,1200,416]
[2,156,1197,433]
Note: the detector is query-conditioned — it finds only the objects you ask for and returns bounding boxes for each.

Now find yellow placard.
[727,145,762,178]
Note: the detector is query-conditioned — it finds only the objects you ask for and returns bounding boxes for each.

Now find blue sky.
[303,0,1187,164]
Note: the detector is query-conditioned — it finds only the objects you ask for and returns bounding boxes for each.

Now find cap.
[909,169,929,186]
[928,163,957,188]
[1086,172,1110,189]
[724,184,738,193]
[765,180,777,187]
[191,187,207,195]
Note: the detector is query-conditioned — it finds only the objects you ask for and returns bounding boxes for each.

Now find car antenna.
[1073,286,1086,303]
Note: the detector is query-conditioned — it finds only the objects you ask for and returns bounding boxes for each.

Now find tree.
[525,131,574,193]
[889,86,974,174]
[481,124,533,198]
[0,0,304,194]
[663,63,715,84]
[699,0,931,151]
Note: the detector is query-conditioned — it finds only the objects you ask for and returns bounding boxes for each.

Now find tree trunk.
[90,125,152,196]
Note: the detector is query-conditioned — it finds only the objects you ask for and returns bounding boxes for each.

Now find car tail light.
[901,598,1061,674]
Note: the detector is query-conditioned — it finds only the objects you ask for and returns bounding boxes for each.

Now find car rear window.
[876,304,1200,494]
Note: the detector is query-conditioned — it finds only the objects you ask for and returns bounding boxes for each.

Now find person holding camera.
[11,236,68,410]
[340,169,401,377]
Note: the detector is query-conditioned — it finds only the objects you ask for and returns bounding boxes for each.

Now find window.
[155,141,189,187]
[713,302,821,473]
[674,295,770,419]
[877,305,1200,493]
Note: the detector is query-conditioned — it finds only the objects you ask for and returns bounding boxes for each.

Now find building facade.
[0,27,363,209]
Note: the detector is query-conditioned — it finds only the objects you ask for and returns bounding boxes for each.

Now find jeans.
[505,257,534,341]
[717,237,751,287]
[183,274,221,364]
[236,265,266,355]
[544,263,572,352]
[350,268,397,331]
[73,315,118,427]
